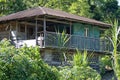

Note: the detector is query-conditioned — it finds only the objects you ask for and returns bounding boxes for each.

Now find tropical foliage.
[0,0,120,79]
[109,19,120,80]
[100,55,112,75]
[59,50,101,80]
[0,0,120,23]
[0,39,101,80]
[0,39,59,80]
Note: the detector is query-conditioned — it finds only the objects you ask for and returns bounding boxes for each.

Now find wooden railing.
[40,31,113,52]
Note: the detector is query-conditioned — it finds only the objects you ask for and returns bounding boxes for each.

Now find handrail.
[38,31,108,41]
[45,31,103,40]
[43,31,112,52]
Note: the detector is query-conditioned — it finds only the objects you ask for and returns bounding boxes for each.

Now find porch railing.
[42,31,113,52]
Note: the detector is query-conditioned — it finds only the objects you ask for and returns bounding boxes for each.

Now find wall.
[72,23,100,51]
[72,23,100,38]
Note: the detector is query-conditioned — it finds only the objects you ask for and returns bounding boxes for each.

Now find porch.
[0,16,112,53]
[44,31,112,52]
[14,31,112,53]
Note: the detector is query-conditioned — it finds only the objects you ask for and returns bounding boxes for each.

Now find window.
[84,28,89,37]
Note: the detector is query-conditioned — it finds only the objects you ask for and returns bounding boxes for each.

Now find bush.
[59,66,101,80]
[0,39,101,80]
[59,50,101,80]
[0,39,59,80]
[100,55,112,75]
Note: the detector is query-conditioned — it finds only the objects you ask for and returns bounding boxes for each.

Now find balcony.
[43,31,112,52]
[15,31,112,53]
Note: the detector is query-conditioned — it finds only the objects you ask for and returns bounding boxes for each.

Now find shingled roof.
[0,6,110,27]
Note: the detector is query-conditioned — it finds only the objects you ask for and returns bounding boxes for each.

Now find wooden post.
[70,22,72,48]
[25,22,27,40]
[43,16,46,47]
[9,23,12,40]
[16,21,18,48]
[35,18,38,45]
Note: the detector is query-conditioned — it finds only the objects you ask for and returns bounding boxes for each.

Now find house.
[0,6,112,68]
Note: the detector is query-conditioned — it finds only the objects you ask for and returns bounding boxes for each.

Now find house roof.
[0,6,110,27]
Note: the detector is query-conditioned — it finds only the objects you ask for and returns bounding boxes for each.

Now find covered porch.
[0,16,112,52]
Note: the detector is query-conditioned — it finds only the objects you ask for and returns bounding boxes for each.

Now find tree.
[88,0,119,21]
[108,19,120,80]
[69,0,94,18]
[0,0,27,16]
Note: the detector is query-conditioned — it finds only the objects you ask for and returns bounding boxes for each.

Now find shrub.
[0,39,59,80]
[100,55,112,75]
[73,50,88,67]
[59,66,101,80]
[59,50,101,80]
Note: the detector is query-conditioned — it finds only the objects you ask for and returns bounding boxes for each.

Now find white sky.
[118,0,120,5]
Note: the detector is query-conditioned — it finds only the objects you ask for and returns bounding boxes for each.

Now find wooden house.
[0,7,112,68]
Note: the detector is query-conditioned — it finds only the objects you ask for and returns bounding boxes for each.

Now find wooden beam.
[70,22,72,35]
[37,18,70,24]
[43,16,46,47]
[16,21,18,48]
[19,22,43,27]
[25,22,27,40]
[9,23,12,40]
[70,22,72,46]
[35,18,38,45]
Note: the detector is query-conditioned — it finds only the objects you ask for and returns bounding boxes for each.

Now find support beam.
[9,23,12,40]
[70,22,72,47]
[43,16,46,47]
[16,21,18,48]
[37,18,70,24]
[35,18,38,45]
[70,22,72,35]
[19,21,43,27]
[25,22,27,40]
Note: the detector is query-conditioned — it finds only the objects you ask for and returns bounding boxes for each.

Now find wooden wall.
[72,23,100,38]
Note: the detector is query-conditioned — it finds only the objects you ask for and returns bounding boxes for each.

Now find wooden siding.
[72,23,101,50]
[72,23,100,38]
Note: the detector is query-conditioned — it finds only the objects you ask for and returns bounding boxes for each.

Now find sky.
[118,0,120,5]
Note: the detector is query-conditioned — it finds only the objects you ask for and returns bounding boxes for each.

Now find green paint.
[72,23,100,51]
[73,23,84,37]
[72,23,100,38]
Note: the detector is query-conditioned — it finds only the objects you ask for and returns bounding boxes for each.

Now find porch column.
[43,16,46,47]
[16,21,18,48]
[70,22,72,48]
[9,23,12,40]
[35,18,38,45]
[25,22,27,40]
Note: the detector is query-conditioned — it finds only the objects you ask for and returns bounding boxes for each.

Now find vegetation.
[0,39,59,80]
[59,50,101,80]
[0,0,120,23]
[0,0,120,80]
[109,19,120,80]
[100,55,112,75]
[57,30,70,65]
[0,39,102,80]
